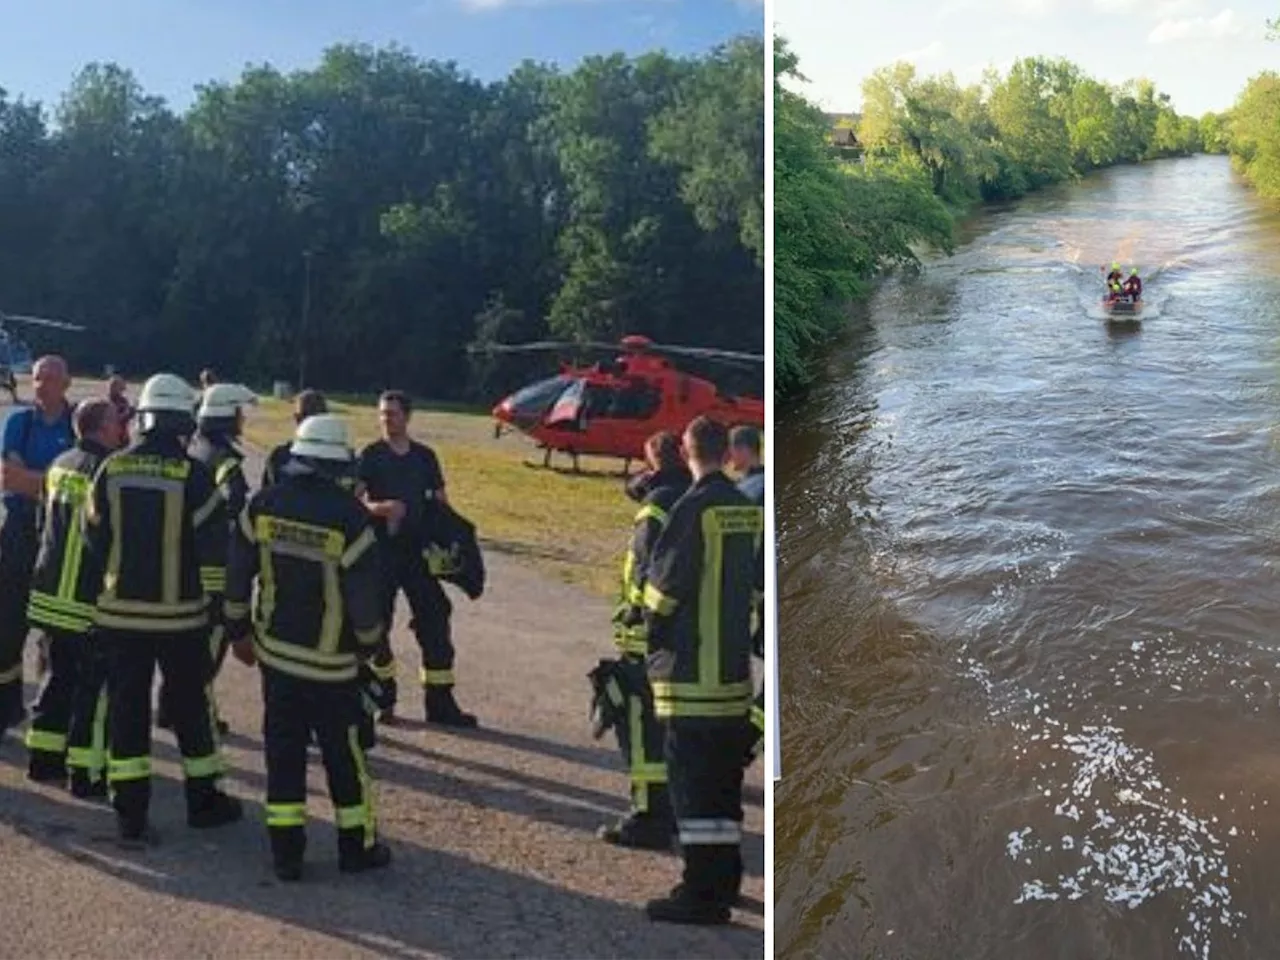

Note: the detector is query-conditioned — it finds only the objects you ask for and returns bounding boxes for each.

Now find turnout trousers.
[261,666,380,869]
[369,540,455,705]
[25,628,109,787]
[101,627,228,831]
[613,655,673,822]
[0,516,37,730]
[666,717,750,908]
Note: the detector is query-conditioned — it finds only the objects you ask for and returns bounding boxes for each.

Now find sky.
[0,0,761,112]
[775,0,1276,118]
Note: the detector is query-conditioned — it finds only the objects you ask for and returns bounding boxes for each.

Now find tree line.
[1201,16,1280,199]
[775,40,1207,398]
[0,37,764,403]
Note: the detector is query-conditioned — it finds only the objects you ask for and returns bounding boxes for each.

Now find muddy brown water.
[775,154,1280,960]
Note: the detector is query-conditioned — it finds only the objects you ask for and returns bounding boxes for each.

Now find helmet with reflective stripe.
[290,414,353,462]
[1130,268,1139,276]
[198,383,257,420]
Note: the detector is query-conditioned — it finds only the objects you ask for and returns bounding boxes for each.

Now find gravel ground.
[0,383,764,958]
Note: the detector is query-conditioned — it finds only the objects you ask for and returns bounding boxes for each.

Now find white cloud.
[1148,7,1246,43]
[900,39,944,62]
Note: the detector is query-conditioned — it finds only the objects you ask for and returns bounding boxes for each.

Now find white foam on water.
[958,632,1259,957]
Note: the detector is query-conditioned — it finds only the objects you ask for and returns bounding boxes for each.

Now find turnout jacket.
[189,432,249,528]
[614,467,689,657]
[81,432,227,634]
[27,438,113,635]
[418,501,486,600]
[642,471,764,720]
[223,468,385,684]
[189,431,248,604]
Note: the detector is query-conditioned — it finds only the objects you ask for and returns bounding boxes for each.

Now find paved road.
[0,385,765,958]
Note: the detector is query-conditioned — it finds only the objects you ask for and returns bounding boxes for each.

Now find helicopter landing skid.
[524,446,582,473]
[522,446,634,478]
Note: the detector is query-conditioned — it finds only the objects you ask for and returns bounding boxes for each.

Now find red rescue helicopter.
[473,334,764,473]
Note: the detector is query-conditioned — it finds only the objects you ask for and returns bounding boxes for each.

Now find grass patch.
[242,396,636,597]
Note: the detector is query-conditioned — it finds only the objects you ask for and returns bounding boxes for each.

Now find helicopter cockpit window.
[545,378,587,429]
[508,375,572,417]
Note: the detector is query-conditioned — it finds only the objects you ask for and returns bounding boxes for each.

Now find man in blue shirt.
[0,355,75,733]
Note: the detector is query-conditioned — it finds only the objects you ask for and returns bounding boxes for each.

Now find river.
[774,154,1280,960]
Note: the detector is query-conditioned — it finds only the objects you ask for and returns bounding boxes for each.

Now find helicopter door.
[545,379,586,431]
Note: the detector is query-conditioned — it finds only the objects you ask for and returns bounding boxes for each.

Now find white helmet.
[290,414,353,462]
[198,383,257,420]
[136,373,196,414]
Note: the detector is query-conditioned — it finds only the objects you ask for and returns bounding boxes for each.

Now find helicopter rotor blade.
[0,312,86,332]
[465,340,621,356]
[647,344,764,364]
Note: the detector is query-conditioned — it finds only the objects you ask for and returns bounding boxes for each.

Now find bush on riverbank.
[774,40,953,396]
[1217,72,1280,199]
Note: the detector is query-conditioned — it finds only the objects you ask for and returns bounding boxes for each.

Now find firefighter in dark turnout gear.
[730,425,766,766]
[642,416,763,925]
[262,389,329,489]
[224,413,392,880]
[356,390,475,728]
[82,373,242,840]
[160,383,254,736]
[25,398,124,796]
[598,431,687,849]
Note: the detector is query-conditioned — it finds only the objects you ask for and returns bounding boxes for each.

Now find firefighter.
[169,382,255,735]
[262,389,329,489]
[730,425,767,766]
[0,355,75,736]
[223,413,392,880]
[642,415,763,925]
[24,397,123,796]
[356,390,475,727]
[82,372,241,841]
[597,431,688,849]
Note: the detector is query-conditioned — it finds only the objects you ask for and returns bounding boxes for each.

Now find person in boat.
[1122,268,1142,302]
[1105,263,1124,301]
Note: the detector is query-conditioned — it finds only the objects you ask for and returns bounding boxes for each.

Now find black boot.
[27,749,68,785]
[68,769,108,800]
[424,686,477,728]
[111,779,151,841]
[599,784,675,850]
[270,826,306,882]
[598,812,675,851]
[645,846,734,925]
[186,778,244,829]
[645,883,732,925]
[338,829,392,873]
